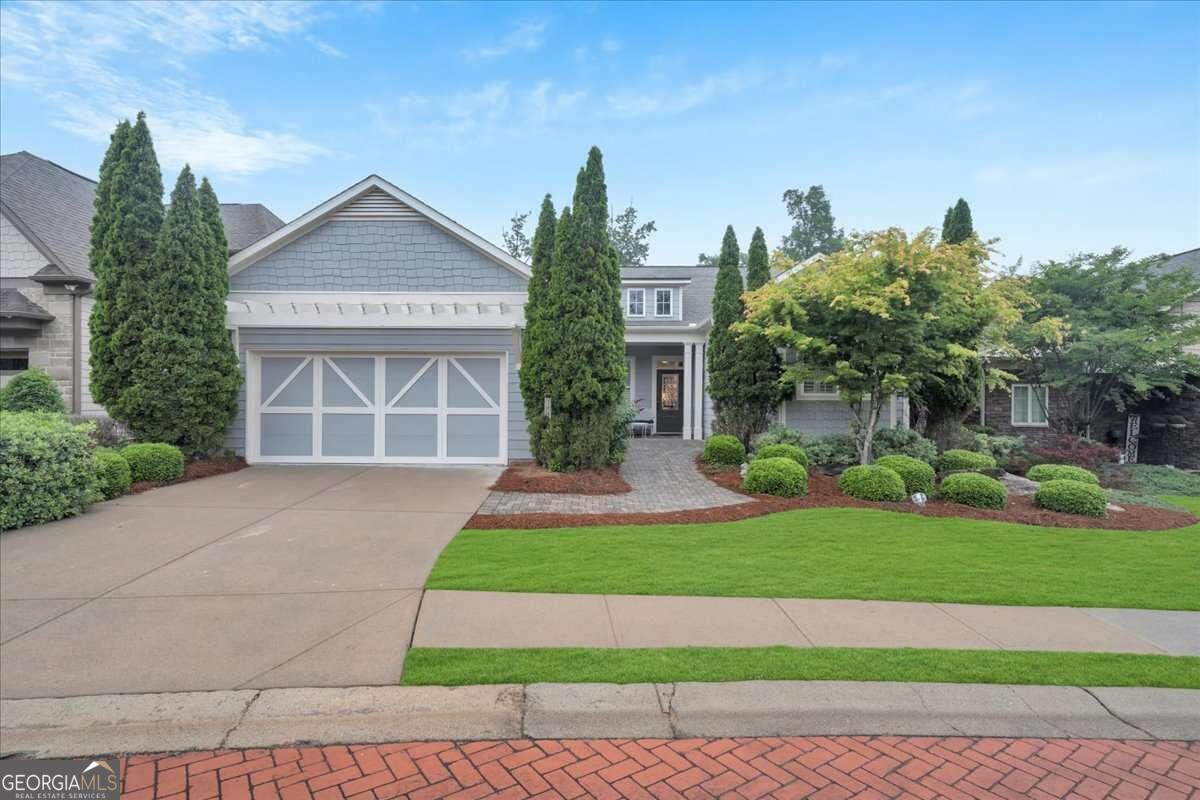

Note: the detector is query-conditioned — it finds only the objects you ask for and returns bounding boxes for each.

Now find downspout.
[69,285,82,414]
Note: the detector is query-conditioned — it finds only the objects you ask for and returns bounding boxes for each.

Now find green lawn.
[402,646,1200,688]
[1161,495,1200,514]
[429,507,1200,609]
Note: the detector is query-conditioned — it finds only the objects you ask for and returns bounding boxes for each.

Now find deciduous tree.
[608,204,656,266]
[501,210,532,261]
[780,184,844,261]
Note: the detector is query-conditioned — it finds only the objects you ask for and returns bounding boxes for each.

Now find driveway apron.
[0,465,498,699]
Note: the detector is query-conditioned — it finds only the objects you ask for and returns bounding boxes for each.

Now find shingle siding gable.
[229,218,527,292]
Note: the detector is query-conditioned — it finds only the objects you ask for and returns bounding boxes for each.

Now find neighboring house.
[223,174,907,466]
[0,151,284,412]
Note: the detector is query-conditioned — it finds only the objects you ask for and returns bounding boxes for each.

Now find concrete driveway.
[0,464,499,699]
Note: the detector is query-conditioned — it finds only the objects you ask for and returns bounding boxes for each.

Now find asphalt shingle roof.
[0,151,284,279]
[620,264,731,327]
[0,287,54,320]
[1160,247,1200,280]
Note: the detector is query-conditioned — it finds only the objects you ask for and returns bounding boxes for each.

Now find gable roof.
[0,287,54,320]
[227,175,532,281]
[0,151,285,280]
[620,265,720,328]
[1,151,98,280]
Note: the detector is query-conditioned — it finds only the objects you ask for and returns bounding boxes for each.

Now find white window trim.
[654,288,673,318]
[626,288,645,317]
[795,379,839,400]
[1011,383,1050,427]
[626,355,636,406]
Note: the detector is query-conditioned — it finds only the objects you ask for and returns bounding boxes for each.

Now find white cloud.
[0,0,334,175]
[307,35,347,59]
[461,19,548,60]
[817,51,857,71]
[605,65,767,118]
[368,80,586,147]
[600,36,621,53]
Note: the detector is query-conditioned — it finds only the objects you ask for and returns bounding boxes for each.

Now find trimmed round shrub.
[874,454,935,495]
[0,367,65,413]
[872,428,938,463]
[839,464,906,502]
[1035,479,1108,517]
[1027,464,1099,485]
[95,449,132,500]
[121,443,185,483]
[743,457,808,497]
[937,448,997,472]
[754,443,809,469]
[703,434,746,466]
[939,472,1008,509]
[1,412,99,530]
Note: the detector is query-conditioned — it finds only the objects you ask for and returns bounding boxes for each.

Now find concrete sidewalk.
[3,682,1199,757]
[413,591,1200,654]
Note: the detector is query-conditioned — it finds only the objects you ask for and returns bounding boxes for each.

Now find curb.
[2,681,1198,758]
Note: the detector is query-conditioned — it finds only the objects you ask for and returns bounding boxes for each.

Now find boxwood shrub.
[937,448,997,472]
[1,412,99,530]
[121,443,185,483]
[95,448,132,500]
[1035,479,1108,517]
[872,428,938,463]
[703,434,746,466]
[939,472,1008,510]
[0,367,66,413]
[743,456,808,497]
[1027,464,1099,485]
[873,454,935,495]
[754,443,809,469]
[839,464,906,502]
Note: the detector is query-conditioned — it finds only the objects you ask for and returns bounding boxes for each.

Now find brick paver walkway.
[478,439,746,515]
[118,736,1200,800]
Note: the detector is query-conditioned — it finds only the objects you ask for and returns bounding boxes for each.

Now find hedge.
[1035,479,1108,517]
[754,443,809,469]
[95,449,133,500]
[937,448,997,472]
[1027,464,1100,485]
[839,464,906,502]
[121,443,185,482]
[939,472,1008,509]
[743,457,808,497]
[1,412,99,530]
[0,367,65,413]
[703,434,746,466]
[873,454,935,495]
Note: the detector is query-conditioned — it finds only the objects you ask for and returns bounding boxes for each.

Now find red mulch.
[464,457,1198,531]
[128,456,248,495]
[490,460,631,495]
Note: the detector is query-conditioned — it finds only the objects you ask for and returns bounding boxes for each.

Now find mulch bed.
[464,457,1198,531]
[490,460,631,495]
[129,456,248,495]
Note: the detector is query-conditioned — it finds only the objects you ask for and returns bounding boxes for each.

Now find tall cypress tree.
[707,226,745,435]
[536,147,626,470]
[746,227,770,291]
[89,113,164,417]
[737,226,783,443]
[521,194,557,459]
[122,167,236,452]
[941,198,974,244]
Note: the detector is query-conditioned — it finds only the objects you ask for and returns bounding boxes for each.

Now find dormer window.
[626,288,645,317]
[655,288,673,317]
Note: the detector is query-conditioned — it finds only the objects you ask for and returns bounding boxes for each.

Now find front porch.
[625,339,708,440]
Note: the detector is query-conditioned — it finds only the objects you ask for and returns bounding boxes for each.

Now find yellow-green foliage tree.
[742,228,1017,463]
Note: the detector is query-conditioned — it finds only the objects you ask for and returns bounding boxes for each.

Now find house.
[222,175,907,465]
[0,151,284,412]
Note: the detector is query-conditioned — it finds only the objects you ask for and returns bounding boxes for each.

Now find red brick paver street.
[117,737,1200,800]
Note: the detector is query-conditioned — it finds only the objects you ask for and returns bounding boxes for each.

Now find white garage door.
[250,354,506,464]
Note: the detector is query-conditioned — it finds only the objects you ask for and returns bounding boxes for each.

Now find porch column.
[693,343,706,439]
[682,342,695,439]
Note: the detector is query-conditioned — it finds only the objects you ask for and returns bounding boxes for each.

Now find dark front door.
[656,369,684,434]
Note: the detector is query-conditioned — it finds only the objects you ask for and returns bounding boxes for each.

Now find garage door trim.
[246,350,507,465]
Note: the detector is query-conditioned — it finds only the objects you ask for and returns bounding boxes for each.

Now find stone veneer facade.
[0,213,99,413]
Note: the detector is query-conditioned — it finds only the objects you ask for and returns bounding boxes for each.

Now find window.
[655,288,673,317]
[796,379,838,399]
[1012,384,1049,426]
[0,349,30,372]
[626,288,645,317]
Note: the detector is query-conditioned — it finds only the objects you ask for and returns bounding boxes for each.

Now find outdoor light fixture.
[911,492,927,508]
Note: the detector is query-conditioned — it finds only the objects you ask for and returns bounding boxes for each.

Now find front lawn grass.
[1161,495,1200,514]
[428,508,1200,610]
[401,646,1200,689]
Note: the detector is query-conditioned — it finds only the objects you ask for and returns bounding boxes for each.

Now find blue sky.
[2,0,1197,266]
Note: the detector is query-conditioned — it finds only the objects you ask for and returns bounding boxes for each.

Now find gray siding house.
[223,175,906,465]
